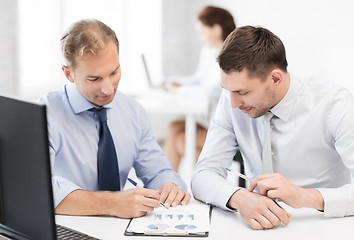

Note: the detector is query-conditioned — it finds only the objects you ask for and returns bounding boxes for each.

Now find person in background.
[192,25,354,230]
[40,19,190,219]
[163,6,236,171]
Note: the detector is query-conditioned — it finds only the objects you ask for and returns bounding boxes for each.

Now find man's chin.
[247,109,264,118]
[91,97,114,107]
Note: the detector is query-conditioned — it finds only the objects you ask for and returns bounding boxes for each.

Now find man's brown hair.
[217,26,288,79]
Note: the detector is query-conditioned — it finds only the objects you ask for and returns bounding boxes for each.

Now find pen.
[127,177,169,209]
[225,168,253,183]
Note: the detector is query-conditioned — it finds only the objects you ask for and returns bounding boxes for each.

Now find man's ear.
[62,65,75,83]
[270,69,283,86]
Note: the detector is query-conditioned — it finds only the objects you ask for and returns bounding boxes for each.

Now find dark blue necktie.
[90,108,120,191]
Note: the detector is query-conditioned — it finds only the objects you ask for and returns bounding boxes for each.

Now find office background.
[1,0,353,139]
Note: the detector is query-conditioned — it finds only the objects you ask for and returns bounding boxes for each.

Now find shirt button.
[272,152,275,157]
[270,124,274,128]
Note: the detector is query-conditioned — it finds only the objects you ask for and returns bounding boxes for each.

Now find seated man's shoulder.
[39,88,72,120]
[40,88,67,107]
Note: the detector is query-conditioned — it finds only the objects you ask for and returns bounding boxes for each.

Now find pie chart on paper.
[175,224,197,230]
[147,224,169,231]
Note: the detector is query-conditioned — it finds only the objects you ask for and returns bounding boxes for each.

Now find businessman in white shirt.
[191,25,354,230]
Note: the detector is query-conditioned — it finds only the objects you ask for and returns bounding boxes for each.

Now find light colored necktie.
[262,112,274,174]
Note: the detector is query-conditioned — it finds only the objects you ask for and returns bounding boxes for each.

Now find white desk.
[134,89,209,179]
[56,201,354,240]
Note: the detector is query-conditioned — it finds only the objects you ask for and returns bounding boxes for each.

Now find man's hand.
[110,188,161,218]
[110,188,160,218]
[227,188,291,230]
[249,173,324,210]
[158,183,191,208]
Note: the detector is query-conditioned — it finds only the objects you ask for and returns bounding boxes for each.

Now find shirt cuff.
[191,168,240,211]
[317,187,348,217]
[215,185,241,211]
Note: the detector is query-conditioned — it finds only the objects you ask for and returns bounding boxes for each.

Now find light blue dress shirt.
[192,74,354,217]
[40,83,186,207]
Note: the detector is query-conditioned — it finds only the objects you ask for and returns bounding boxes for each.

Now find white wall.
[13,0,162,100]
[17,0,63,100]
[0,0,17,96]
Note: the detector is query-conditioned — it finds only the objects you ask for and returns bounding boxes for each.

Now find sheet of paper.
[126,204,210,235]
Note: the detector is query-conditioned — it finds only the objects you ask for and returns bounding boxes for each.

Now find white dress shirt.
[191,74,354,217]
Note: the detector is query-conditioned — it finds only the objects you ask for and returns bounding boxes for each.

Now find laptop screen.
[0,95,56,240]
[141,54,155,88]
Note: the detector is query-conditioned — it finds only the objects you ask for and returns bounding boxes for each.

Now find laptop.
[141,53,168,89]
[0,95,99,240]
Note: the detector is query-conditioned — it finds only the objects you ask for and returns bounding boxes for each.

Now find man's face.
[221,69,277,118]
[64,41,121,107]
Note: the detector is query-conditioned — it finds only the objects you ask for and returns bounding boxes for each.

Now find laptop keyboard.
[56,224,100,240]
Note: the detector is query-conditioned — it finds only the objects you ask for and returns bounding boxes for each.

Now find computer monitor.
[0,95,56,239]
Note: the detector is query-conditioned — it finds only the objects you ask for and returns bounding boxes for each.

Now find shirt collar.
[270,73,302,122]
[66,83,113,114]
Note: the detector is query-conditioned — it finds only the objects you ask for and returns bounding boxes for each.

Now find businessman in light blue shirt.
[40,19,190,219]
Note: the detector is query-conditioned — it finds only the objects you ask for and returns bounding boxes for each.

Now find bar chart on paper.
[125,204,210,236]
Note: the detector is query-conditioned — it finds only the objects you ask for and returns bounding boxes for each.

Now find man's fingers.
[249,179,258,192]
[254,214,273,229]
[253,178,279,196]
[180,192,191,205]
[171,189,187,207]
[249,218,263,230]
[267,189,279,200]
[139,205,155,214]
[164,187,180,207]
[269,202,291,225]
[142,197,161,208]
[131,188,160,208]
[249,174,278,192]
[250,205,289,230]
[159,186,171,203]
[138,188,160,200]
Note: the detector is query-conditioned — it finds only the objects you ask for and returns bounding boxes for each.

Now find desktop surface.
[56,199,354,240]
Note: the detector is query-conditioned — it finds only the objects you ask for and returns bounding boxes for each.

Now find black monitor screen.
[0,95,56,240]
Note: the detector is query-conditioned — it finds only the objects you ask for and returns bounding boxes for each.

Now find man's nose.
[230,92,243,108]
[101,78,114,95]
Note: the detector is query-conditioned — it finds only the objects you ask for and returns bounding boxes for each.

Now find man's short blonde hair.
[60,19,119,69]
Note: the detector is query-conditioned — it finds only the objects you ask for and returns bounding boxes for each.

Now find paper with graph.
[125,204,210,236]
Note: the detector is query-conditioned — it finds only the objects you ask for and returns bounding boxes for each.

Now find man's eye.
[239,92,248,96]
[87,78,99,82]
